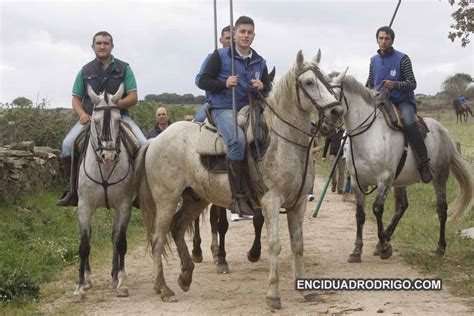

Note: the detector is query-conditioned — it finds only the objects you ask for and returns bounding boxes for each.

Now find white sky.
[1,0,473,108]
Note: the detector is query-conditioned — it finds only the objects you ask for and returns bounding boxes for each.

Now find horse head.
[87,83,124,164]
[293,50,346,136]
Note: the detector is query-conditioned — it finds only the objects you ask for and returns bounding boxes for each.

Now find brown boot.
[226,159,254,216]
[56,156,78,206]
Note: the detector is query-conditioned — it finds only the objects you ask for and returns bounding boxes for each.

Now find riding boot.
[56,156,78,206]
[226,159,254,216]
[404,125,433,184]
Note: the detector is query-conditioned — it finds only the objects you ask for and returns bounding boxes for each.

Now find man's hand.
[250,79,264,91]
[382,80,396,90]
[79,113,91,125]
[226,75,238,88]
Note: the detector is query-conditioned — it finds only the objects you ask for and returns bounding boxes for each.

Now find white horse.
[134,50,345,309]
[74,84,133,300]
[327,75,473,263]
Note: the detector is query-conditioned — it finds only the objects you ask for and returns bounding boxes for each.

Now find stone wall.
[0,141,62,204]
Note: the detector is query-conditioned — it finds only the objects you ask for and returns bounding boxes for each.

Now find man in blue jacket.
[198,16,271,214]
[366,26,432,183]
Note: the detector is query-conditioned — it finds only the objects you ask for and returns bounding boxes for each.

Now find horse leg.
[348,186,366,263]
[111,203,132,297]
[372,185,392,260]
[432,171,449,256]
[171,193,208,291]
[209,205,219,263]
[73,204,93,301]
[384,187,409,242]
[216,206,229,274]
[191,216,203,263]
[261,195,283,309]
[247,208,264,262]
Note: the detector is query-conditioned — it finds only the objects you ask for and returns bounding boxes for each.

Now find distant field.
[420,109,474,164]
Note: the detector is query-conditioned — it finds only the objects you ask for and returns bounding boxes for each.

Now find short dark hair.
[235,16,254,29]
[92,31,114,45]
[221,25,230,36]
[376,26,395,41]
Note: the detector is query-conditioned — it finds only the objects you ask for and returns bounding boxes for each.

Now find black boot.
[56,156,78,206]
[404,125,433,184]
[226,159,254,216]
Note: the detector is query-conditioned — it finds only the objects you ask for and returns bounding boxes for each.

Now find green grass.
[0,187,144,313]
[314,113,474,306]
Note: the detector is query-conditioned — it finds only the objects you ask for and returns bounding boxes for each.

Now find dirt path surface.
[42,176,471,315]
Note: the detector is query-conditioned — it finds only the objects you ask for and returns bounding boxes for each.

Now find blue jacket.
[371,49,415,105]
[208,47,266,110]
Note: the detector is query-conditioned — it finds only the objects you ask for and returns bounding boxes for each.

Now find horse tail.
[447,136,474,220]
[133,143,157,244]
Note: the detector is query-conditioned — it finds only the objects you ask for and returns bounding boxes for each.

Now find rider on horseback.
[366,26,432,183]
[198,16,271,215]
[56,31,147,206]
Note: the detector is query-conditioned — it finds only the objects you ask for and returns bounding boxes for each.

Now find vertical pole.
[213,0,218,50]
[229,0,237,143]
[389,0,402,27]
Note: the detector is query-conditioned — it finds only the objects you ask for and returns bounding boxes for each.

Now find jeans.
[61,114,147,156]
[398,102,416,127]
[194,104,207,122]
[211,108,246,161]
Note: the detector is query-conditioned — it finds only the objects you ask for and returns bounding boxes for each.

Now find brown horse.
[452,99,472,123]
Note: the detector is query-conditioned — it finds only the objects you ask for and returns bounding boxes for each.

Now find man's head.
[156,107,168,125]
[92,31,114,61]
[234,16,255,51]
[184,114,193,122]
[219,25,231,48]
[376,26,395,54]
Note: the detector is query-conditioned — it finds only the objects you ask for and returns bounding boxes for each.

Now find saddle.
[376,92,429,138]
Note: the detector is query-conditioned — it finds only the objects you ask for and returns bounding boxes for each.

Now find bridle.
[83,104,131,209]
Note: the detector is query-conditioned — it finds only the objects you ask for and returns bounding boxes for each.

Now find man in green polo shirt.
[57,31,146,206]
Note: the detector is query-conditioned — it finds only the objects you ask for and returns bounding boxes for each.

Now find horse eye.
[304,80,314,86]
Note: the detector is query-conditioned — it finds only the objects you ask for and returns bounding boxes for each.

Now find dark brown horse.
[453,99,472,123]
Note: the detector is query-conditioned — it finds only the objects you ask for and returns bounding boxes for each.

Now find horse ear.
[312,49,321,65]
[296,50,304,69]
[87,84,101,106]
[333,67,349,85]
[111,83,125,105]
[268,66,276,84]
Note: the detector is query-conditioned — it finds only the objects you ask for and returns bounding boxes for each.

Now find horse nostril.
[331,108,341,117]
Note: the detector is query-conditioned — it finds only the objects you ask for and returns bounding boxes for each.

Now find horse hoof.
[178,274,191,292]
[161,295,177,303]
[247,251,261,263]
[84,280,93,290]
[266,296,281,310]
[380,243,393,260]
[304,293,323,303]
[433,248,445,256]
[348,253,361,263]
[159,286,176,302]
[192,253,203,263]
[216,263,230,274]
[116,287,129,297]
[373,242,381,256]
[73,288,86,302]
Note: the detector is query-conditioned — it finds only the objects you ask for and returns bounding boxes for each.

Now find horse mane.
[341,75,377,105]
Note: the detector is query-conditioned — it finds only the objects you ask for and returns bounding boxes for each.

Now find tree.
[11,97,33,108]
[448,0,474,47]
[441,73,473,99]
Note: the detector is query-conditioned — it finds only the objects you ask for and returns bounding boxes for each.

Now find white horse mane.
[341,75,377,105]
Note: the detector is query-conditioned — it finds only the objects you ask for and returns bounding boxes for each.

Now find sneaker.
[231,213,240,222]
[307,194,315,202]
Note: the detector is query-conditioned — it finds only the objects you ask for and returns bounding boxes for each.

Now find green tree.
[448,0,474,47]
[441,73,472,99]
[11,97,33,108]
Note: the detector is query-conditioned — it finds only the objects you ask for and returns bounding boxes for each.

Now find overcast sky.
[1,0,473,108]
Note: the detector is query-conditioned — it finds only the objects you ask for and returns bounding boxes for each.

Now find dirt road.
[42,176,471,314]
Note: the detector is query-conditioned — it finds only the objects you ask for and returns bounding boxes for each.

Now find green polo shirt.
[72,56,137,97]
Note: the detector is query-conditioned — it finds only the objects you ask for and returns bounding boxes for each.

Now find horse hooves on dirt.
[432,248,446,256]
[216,263,230,274]
[192,253,203,263]
[373,242,381,256]
[380,243,393,260]
[304,292,323,303]
[72,288,86,302]
[116,287,129,297]
[347,253,361,263]
[247,250,261,262]
[178,274,191,292]
[266,296,282,310]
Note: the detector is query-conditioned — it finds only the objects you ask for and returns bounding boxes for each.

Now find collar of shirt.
[235,47,253,60]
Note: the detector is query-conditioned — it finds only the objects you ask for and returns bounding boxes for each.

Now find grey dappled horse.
[74,84,133,300]
[134,50,344,309]
[326,75,473,263]
[452,99,472,123]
